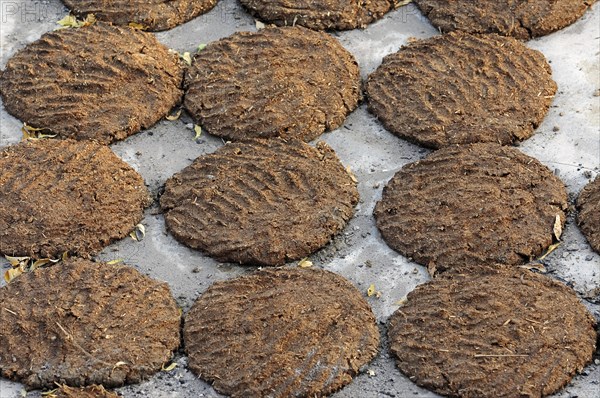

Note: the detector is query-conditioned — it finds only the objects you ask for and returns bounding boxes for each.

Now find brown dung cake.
[160,138,358,266]
[414,0,597,40]
[374,143,568,274]
[184,26,360,142]
[62,0,217,31]
[577,176,600,253]
[388,266,597,397]
[184,267,380,397]
[239,0,396,30]
[52,384,120,398]
[0,22,184,144]
[0,258,181,389]
[0,139,151,259]
[365,32,556,149]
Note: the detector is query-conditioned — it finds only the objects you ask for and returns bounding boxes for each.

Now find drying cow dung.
[62,0,217,31]
[577,176,600,253]
[374,143,568,274]
[0,22,184,144]
[184,26,360,142]
[414,0,596,39]
[160,138,358,265]
[0,139,151,259]
[0,258,181,389]
[239,0,396,30]
[365,32,556,149]
[51,384,121,398]
[388,266,597,397]
[184,267,380,397]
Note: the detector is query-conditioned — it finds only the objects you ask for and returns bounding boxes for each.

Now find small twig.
[3,308,17,316]
[55,322,112,367]
[474,354,529,358]
[525,318,543,325]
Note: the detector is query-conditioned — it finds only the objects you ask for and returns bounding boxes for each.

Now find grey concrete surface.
[0,1,599,397]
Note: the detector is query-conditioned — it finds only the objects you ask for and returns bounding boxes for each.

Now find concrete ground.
[0,1,599,397]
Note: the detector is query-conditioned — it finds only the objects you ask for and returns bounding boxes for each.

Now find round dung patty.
[53,384,121,398]
[62,0,217,31]
[160,138,358,265]
[0,258,181,389]
[577,176,600,253]
[0,139,151,259]
[239,0,396,30]
[0,22,184,144]
[365,32,556,149]
[388,266,597,397]
[183,26,360,142]
[414,0,596,40]
[374,143,568,274]
[184,267,380,397]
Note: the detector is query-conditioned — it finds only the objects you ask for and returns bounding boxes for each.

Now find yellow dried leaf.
[106,258,124,265]
[395,296,408,306]
[128,22,148,30]
[194,125,202,141]
[519,263,547,273]
[113,361,128,370]
[21,123,56,141]
[553,214,562,240]
[4,255,30,267]
[367,283,376,297]
[31,258,50,270]
[197,43,207,52]
[57,13,95,29]
[166,109,182,121]
[4,267,24,283]
[162,362,177,371]
[538,242,561,261]
[345,166,358,183]
[41,389,58,397]
[130,224,146,242]
[181,52,192,66]
[298,258,313,268]
[395,0,413,8]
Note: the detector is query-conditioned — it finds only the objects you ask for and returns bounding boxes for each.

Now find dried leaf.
[106,258,124,265]
[4,267,24,283]
[5,255,30,267]
[31,258,51,271]
[21,123,56,141]
[130,224,145,242]
[41,389,58,398]
[395,296,408,306]
[255,20,266,30]
[345,166,358,183]
[197,43,207,52]
[194,125,203,142]
[162,362,177,371]
[367,283,376,297]
[367,369,376,377]
[519,263,547,273]
[181,52,192,66]
[538,242,561,261]
[128,22,148,30]
[57,13,95,29]
[395,0,413,8]
[298,258,313,268]
[166,109,182,121]
[553,214,562,240]
[113,361,128,370]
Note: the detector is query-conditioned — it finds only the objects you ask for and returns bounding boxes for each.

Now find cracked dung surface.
[184,26,360,142]
[61,0,217,31]
[388,265,597,398]
[0,22,184,144]
[239,0,396,30]
[414,0,597,39]
[577,176,600,253]
[0,139,151,259]
[365,32,556,149]
[374,143,568,274]
[0,259,181,389]
[160,138,359,266]
[184,267,380,398]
